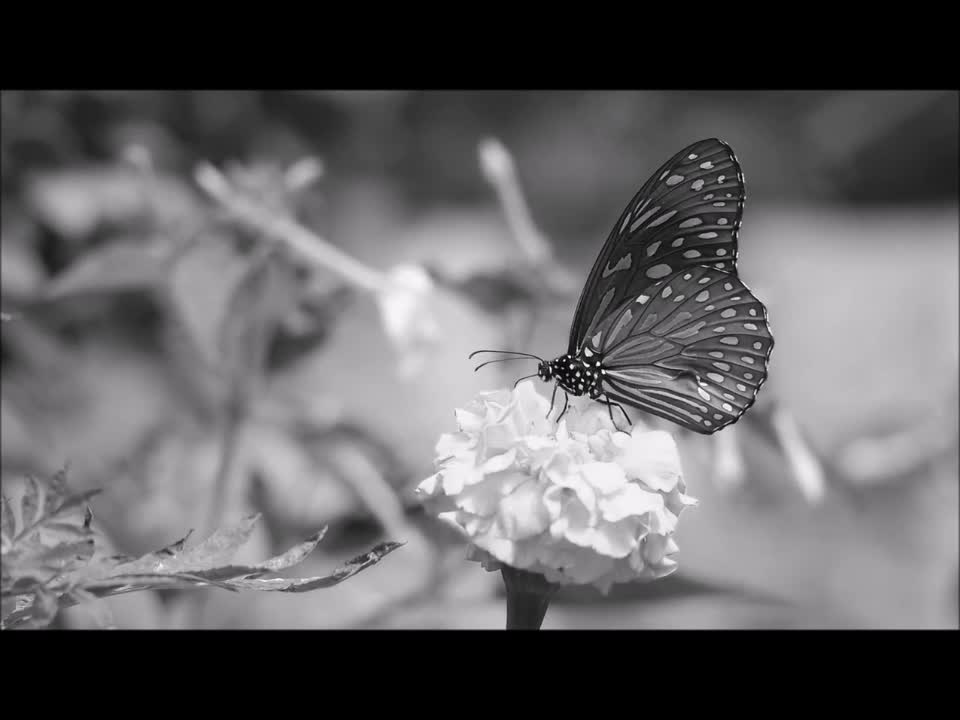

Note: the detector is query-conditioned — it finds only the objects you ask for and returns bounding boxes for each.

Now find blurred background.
[1,90,957,629]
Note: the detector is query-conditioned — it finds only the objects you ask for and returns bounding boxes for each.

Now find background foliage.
[1,90,957,628]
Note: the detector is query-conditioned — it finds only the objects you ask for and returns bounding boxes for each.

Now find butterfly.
[471,138,773,435]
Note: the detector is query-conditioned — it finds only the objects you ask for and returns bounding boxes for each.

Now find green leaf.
[226,541,404,593]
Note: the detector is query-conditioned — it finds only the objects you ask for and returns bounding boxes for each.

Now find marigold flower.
[416,381,697,595]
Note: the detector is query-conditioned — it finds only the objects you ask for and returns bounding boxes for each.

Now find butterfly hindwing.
[591,265,772,434]
[568,138,745,355]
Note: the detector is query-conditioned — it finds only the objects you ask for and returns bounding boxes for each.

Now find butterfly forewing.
[568,138,745,355]
[593,265,772,434]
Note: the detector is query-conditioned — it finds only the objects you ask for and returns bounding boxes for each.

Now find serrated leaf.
[2,590,59,630]
[19,477,41,535]
[13,489,101,543]
[157,529,194,556]
[84,572,241,594]
[33,539,96,571]
[180,528,327,582]
[105,514,259,577]
[1,494,14,542]
[226,540,403,593]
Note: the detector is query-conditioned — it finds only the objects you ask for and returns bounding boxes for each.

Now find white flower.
[416,381,698,594]
[374,264,440,378]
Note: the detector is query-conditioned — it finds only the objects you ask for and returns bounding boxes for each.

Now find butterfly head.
[537,360,554,382]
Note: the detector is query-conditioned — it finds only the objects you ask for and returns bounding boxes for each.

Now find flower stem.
[501,567,557,630]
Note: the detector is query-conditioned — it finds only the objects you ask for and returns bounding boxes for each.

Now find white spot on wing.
[662,286,672,298]
[697,387,710,401]
[679,218,703,229]
[631,206,661,232]
[683,250,701,259]
[691,179,704,191]
[646,240,661,256]
[699,232,718,239]
[720,337,739,345]
[707,372,724,383]
[666,175,684,186]
[721,308,736,318]
[672,237,684,247]
[647,210,677,228]
[602,253,632,278]
[744,322,758,330]
[645,264,672,279]
[700,161,714,169]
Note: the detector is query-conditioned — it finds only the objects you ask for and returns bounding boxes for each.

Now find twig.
[478,138,554,267]
[195,163,386,293]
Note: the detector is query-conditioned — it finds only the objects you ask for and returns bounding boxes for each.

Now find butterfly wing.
[568,138,745,355]
[591,265,772,434]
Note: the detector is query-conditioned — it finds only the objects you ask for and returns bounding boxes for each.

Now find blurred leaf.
[45,239,178,299]
[267,284,355,371]
[26,167,198,239]
[0,215,45,299]
[166,234,249,369]
[219,252,298,386]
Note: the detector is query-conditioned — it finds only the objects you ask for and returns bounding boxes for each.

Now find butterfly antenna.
[469,349,544,362]
[474,357,540,372]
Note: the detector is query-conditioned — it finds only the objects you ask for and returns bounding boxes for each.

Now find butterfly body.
[475,138,773,435]
[537,352,605,399]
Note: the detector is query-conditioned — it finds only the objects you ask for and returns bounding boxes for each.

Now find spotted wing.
[589,265,772,434]
[568,138,745,355]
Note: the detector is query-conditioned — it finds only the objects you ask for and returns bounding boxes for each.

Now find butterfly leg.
[546,383,559,420]
[555,391,571,424]
[604,398,633,432]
